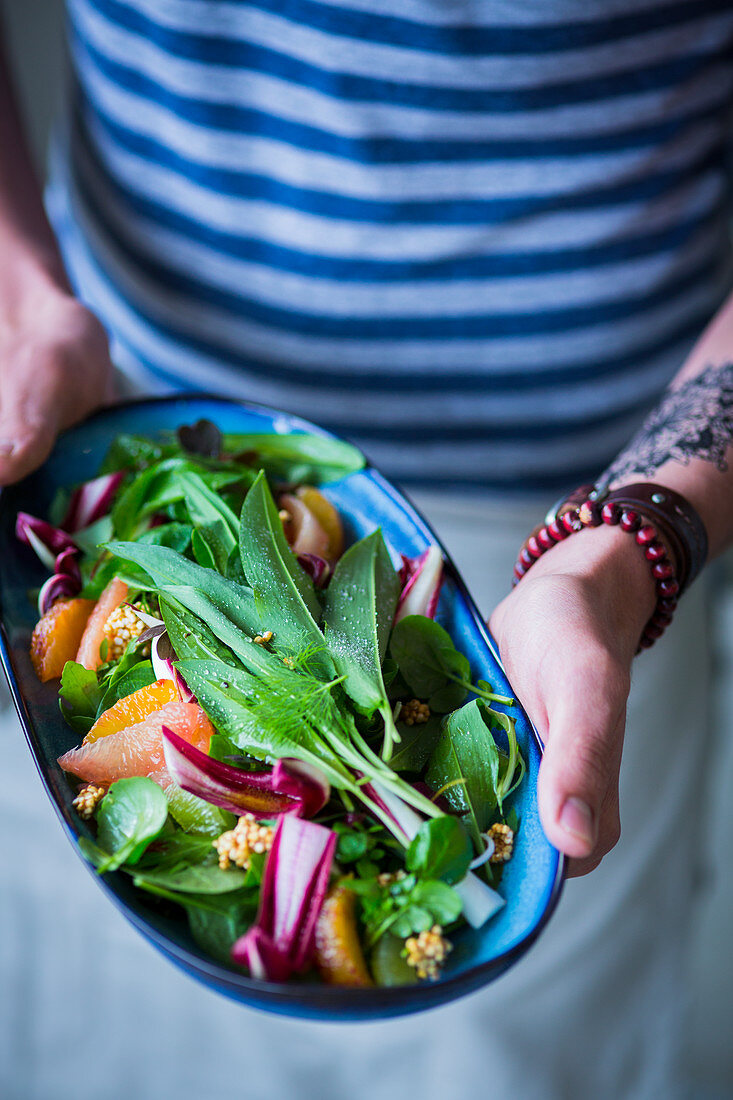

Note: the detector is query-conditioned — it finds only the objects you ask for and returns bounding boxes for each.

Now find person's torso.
[52,0,733,492]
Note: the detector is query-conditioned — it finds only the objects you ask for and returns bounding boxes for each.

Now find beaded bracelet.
[512,482,708,653]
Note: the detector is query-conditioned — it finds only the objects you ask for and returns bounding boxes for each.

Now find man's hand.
[0,283,115,486]
[488,526,655,877]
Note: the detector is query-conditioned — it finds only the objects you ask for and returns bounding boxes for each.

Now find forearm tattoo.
[603,362,733,484]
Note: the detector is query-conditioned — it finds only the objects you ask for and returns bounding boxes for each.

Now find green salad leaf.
[323,530,400,756]
[239,473,332,679]
[59,661,104,734]
[90,778,168,874]
[426,699,524,848]
[406,817,473,885]
[390,616,513,711]
[223,431,364,484]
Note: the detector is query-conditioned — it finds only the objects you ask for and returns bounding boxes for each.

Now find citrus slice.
[85,678,179,743]
[296,486,344,561]
[57,701,214,787]
[314,883,373,987]
[30,597,96,682]
[76,576,129,671]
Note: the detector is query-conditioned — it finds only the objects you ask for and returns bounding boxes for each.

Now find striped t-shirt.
[48,0,733,493]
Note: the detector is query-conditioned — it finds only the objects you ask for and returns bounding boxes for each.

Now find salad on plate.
[18,419,525,988]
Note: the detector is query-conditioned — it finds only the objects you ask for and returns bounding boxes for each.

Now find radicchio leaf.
[395,545,443,623]
[161,726,329,818]
[297,553,331,588]
[16,513,77,570]
[37,573,82,616]
[62,471,125,533]
[231,815,336,980]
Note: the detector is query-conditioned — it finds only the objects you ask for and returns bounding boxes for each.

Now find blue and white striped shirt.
[49,0,733,493]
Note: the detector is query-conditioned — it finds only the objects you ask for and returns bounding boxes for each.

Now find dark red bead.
[526,535,543,559]
[635,524,657,546]
[547,518,566,541]
[657,578,680,598]
[638,633,655,649]
[652,561,674,580]
[657,597,678,614]
[578,500,601,527]
[520,547,534,569]
[561,510,581,534]
[620,509,641,532]
[651,610,673,628]
[644,541,666,562]
[643,621,665,641]
[601,502,620,525]
[538,526,555,550]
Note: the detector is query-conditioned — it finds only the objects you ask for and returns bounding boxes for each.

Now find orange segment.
[296,486,344,562]
[30,598,96,683]
[57,701,214,787]
[85,678,179,743]
[76,576,129,671]
[314,883,373,987]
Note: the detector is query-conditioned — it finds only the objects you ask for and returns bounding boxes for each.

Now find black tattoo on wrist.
[603,362,733,483]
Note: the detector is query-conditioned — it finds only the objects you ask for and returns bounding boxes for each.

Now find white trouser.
[0,491,710,1100]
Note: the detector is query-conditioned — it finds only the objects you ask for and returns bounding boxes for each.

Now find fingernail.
[0,441,15,457]
[559,797,595,845]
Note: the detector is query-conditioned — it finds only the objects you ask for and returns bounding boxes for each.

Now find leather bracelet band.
[512,481,709,653]
[595,483,707,595]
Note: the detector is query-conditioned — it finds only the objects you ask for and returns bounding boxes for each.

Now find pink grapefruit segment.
[76,576,129,671]
[57,701,214,787]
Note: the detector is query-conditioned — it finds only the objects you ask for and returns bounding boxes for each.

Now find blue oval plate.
[0,396,563,1020]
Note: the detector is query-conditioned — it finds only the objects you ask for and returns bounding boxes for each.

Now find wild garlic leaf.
[239,473,332,679]
[175,658,354,788]
[111,458,240,540]
[222,432,365,484]
[106,542,261,636]
[179,469,239,573]
[94,778,168,873]
[159,596,241,667]
[323,530,400,716]
[426,700,502,848]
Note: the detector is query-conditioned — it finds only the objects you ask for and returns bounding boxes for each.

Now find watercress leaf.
[222,431,364,484]
[239,473,331,678]
[164,782,237,837]
[392,906,433,937]
[412,880,463,925]
[406,816,473,884]
[323,530,400,716]
[389,616,471,699]
[335,830,370,863]
[426,700,502,847]
[95,778,168,872]
[59,661,104,734]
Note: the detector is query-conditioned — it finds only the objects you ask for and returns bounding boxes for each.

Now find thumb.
[0,351,63,486]
[536,657,628,860]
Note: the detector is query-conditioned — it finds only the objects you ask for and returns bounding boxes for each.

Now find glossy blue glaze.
[0,396,563,1020]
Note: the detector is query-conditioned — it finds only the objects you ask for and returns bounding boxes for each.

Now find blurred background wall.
[1,2,731,1096]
